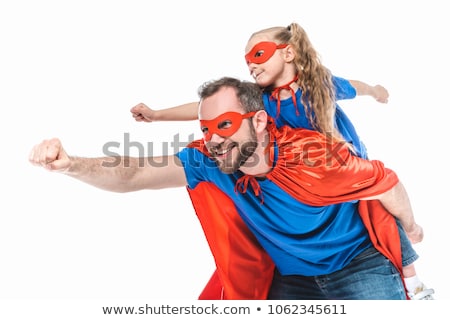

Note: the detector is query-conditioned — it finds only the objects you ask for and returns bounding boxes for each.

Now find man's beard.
[208,129,258,174]
[218,140,258,174]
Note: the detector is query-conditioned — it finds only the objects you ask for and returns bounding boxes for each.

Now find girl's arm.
[130,101,199,122]
[349,80,389,104]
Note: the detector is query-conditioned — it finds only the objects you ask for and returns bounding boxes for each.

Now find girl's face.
[245,35,294,88]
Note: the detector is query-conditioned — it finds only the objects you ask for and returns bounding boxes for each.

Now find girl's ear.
[284,44,295,63]
[253,110,268,134]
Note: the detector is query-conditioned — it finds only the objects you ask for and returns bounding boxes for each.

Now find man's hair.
[198,77,265,113]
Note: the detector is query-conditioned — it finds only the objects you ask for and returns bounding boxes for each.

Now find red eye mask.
[245,41,288,65]
[200,111,256,141]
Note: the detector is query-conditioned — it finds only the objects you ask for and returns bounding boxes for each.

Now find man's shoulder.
[186,139,209,155]
[271,123,328,145]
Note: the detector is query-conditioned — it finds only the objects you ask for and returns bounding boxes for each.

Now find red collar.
[270,75,300,119]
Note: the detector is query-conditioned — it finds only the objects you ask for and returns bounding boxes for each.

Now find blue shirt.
[176,143,372,276]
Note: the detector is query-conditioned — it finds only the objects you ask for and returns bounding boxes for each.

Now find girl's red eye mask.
[245,41,288,65]
[200,111,256,141]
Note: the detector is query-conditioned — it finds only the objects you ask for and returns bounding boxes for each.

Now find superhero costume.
[176,120,404,299]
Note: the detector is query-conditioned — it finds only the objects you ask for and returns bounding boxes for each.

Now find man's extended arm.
[29,138,187,192]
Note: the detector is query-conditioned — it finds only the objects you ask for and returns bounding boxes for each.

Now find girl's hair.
[250,22,344,141]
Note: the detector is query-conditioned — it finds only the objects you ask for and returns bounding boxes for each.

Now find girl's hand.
[130,103,157,122]
[372,85,389,104]
[405,223,424,244]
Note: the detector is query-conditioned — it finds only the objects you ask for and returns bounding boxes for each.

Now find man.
[29,77,423,299]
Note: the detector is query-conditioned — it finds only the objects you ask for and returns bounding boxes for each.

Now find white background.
[1,0,448,303]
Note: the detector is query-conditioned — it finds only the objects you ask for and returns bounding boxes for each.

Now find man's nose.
[209,132,226,144]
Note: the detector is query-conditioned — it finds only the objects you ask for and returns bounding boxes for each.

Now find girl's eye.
[218,120,232,130]
[255,50,265,57]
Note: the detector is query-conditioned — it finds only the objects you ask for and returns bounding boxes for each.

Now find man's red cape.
[186,124,404,300]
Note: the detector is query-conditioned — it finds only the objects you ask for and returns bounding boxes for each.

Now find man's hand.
[29,138,71,172]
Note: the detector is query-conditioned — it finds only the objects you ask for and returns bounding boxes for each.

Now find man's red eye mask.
[200,111,256,141]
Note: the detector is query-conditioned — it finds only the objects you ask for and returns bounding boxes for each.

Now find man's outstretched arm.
[29,137,187,192]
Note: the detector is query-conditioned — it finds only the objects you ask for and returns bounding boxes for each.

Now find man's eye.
[255,50,265,57]
[201,127,209,134]
[218,120,232,130]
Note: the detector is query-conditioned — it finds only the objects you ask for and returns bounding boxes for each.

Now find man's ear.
[253,110,268,134]
[284,44,295,63]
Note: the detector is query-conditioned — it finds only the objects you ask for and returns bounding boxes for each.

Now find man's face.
[199,87,258,174]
